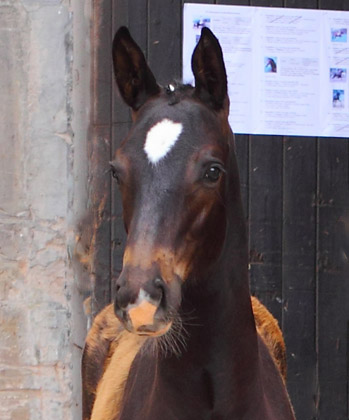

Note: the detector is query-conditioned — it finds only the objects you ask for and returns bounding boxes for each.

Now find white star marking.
[144,118,183,164]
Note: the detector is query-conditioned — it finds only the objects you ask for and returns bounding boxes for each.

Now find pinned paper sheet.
[183,4,349,138]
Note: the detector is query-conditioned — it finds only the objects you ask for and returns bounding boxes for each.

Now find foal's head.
[112,27,238,338]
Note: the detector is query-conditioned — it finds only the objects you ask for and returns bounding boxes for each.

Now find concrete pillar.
[0,0,91,418]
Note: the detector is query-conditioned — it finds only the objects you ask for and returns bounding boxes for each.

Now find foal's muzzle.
[114,274,172,336]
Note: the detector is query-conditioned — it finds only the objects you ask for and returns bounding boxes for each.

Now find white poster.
[183,4,349,138]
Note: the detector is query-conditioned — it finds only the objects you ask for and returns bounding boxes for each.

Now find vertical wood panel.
[281,1,319,418]
[112,0,130,124]
[90,0,113,314]
[183,0,214,4]
[317,138,349,419]
[128,0,148,53]
[235,134,249,217]
[283,137,317,419]
[148,0,182,84]
[89,125,112,313]
[316,1,349,418]
[319,0,347,10]
[217,0,249,4]
[250,0,284,327]
[249,136,283,323]
[91,0,112,126]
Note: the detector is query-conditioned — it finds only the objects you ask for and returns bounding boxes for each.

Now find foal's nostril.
[154,277,163,288]
[114,277,125,303]
[115,285,133,310]
[154,277,165,296]
[153,277,167,310]
[154,277,165,297]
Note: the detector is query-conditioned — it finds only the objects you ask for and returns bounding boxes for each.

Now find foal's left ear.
[112,27,160,111]
[192,28,228,111]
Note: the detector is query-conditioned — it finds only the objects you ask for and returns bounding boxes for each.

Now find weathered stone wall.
[0,0,90,418]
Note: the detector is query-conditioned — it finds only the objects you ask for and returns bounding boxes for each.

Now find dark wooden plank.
[282,13,318,419]
[282,137,317,420]
[281,142,317,284]
[246,1,308,415]
[249,0,284,314]
[89,0,113,315]
[91,0,112,126]
[283,1,348,418]
[234,135,249,218]
[309,2,348,416]
[250,0,282,6]
[183,0,214,4]
[128,0,148,53]
[319,0,347,10]
[286,0,316,7]
[216,0,250,6]
[216,0,249,5]
[317,137,349,420]
[249,135,283,323]
[248,0,284,322]
[89,125,112,314]
[148,0,182,85]
[112,0,130,124]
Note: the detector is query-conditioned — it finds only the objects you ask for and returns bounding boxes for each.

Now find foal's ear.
[192,28,228,111]
[112,27,160,110]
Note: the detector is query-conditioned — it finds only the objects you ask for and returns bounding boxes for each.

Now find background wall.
[0,0,90,418]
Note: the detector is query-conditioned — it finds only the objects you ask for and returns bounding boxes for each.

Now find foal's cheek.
[188,191,224,240]
[189,207,211,237]
[121,191,135,233]
[176,198,226,277]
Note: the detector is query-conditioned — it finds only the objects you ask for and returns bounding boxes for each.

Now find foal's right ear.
[192,28,228,111]
[112,27,160,111]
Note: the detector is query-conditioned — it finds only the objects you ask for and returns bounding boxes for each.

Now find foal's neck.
[173,237,262,413]
[160,144,264,414]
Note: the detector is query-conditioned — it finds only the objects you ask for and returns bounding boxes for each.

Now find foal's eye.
[204,165,222,183]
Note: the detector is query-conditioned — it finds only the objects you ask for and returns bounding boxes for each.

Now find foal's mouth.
[122,317,173,337]
[135,321,173,337]
[116,295,173,337]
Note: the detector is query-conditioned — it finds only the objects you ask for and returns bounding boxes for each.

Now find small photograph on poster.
[193,18,211,30]
[331,28,347,42]
[330,68,347,82]
[264,57,277,73]
[333,89,345,108]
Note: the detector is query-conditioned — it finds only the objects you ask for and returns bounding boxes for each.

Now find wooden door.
[88,1,349,418]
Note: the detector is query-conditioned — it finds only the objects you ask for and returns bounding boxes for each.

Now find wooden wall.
[89,1,349,418]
